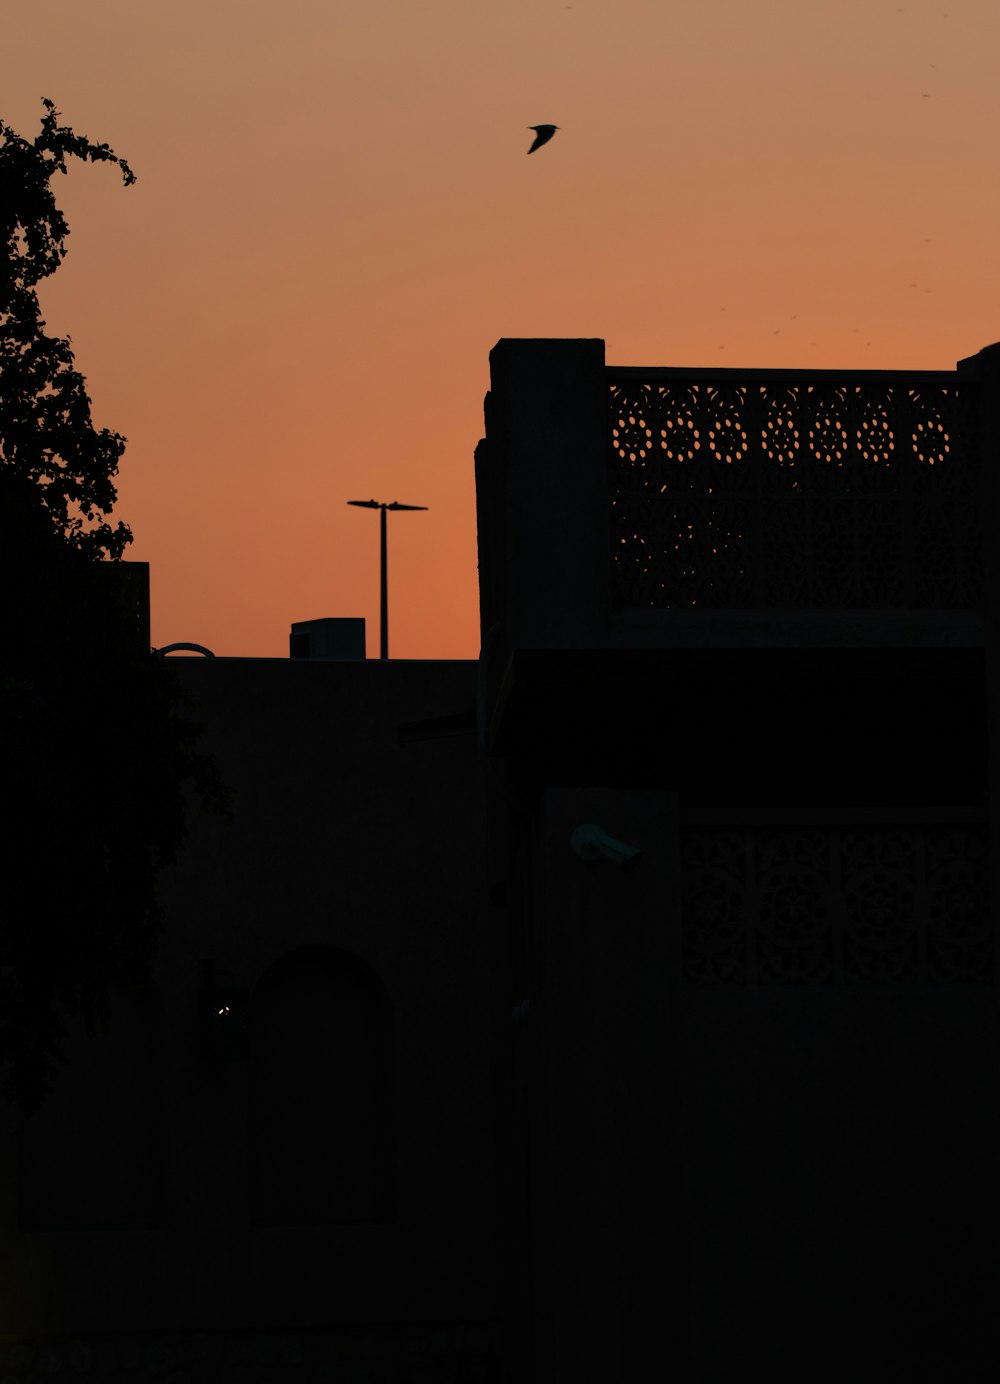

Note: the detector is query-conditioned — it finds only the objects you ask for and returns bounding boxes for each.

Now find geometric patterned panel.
[609,375,982,609]
[680,819,993,985]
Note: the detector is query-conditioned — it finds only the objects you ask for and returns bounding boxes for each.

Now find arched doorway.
[248,946,397,1227]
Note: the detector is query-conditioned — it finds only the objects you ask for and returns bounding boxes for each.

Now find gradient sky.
[4,0,999,657]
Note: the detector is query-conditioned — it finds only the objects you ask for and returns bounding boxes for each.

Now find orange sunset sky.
[5,0,1000,658]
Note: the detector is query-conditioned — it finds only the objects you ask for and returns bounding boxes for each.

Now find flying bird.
[527,124,558,154]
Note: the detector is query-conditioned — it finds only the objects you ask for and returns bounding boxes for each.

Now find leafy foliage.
[1,98,135,558]
[0,102,227,1114]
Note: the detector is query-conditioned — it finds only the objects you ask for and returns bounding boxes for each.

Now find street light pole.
[380,503,388,661]
[347,499,428,660]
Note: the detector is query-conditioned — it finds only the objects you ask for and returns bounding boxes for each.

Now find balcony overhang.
[486,634,987,805]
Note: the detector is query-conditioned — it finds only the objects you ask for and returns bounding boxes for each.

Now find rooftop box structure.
[289,617,366,660]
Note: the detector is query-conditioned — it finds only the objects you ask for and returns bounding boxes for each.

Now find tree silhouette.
[1,98,136,558]
[1,101,227,1114]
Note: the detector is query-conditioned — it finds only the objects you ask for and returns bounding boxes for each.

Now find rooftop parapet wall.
[476,339,1000,656]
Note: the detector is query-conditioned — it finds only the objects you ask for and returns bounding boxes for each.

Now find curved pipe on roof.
[155,642,216,658]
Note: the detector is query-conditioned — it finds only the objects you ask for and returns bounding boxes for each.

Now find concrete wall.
[477,337,1000,1383]
[510,785,998,1384]
[0,658,501,1371]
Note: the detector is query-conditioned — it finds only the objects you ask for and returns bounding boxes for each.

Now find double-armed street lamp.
[346,499,428,660]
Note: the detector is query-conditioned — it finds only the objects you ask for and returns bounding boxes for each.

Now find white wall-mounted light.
[570,823,642,872]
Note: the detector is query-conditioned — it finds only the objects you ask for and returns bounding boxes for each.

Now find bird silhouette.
[527,124,558,154]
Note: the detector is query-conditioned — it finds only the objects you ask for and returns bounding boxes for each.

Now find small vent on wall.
[290,618,366,660]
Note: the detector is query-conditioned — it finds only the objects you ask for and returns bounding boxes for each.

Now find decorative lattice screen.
[609,375,981,609]
[680,816,992,986]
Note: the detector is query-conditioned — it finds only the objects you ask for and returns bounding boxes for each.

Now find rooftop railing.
[476,340,999,660]
[608,369,982,610]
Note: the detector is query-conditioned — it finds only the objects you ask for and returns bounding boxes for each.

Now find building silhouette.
[1,338,998,1382]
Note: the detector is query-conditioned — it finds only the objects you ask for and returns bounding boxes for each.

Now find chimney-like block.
[290,618,366,660]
